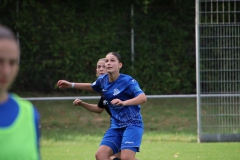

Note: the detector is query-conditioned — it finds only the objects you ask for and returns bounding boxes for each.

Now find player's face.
[0,39,19,92]
[105,54,122,74]
[96,60,106,77]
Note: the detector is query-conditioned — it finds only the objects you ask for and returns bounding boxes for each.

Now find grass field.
[32,98,240,160]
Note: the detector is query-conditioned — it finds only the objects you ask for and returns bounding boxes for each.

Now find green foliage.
[1,0,195,94]
[133,0,195,94]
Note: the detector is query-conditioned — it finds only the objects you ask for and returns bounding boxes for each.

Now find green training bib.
[0,94,39,160]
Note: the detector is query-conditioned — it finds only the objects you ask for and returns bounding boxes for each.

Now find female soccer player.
[73,58,111,115]
[73,58,120,160]
[0,25,40,159]
[58,52,147,160]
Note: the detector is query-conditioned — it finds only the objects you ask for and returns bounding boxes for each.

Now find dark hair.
[0,25,20,63]
[0,25,17,41]
[107,52,122,63]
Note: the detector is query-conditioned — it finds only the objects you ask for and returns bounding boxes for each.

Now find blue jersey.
[92,74,144,128]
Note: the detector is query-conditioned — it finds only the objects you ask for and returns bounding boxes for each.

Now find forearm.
[123,93,147,106]
[81,102,104,113]
[73,83,93,91]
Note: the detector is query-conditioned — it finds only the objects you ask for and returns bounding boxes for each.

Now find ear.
[16,63,19,72]
[14,65,20,79]
[95,69,98,77]
[119,62,122,69]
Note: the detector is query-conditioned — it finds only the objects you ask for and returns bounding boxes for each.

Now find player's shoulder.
[119,74,137,83]
[99,73,108,78]
[97,73,108,80]
[119,73,132,80]
[10,93,34,107]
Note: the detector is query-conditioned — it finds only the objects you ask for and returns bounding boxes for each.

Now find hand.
[73,98,83,106]
[111,99,125,106]
[57,80,71,89]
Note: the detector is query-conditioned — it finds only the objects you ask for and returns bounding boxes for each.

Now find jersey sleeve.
[97,96,105,108]
[126,79,144,97]
[91,74,105,93]
[33,107,40,142]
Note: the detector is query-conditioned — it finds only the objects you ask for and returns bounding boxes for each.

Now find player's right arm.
[57,80,93,91]
[73,98,104,113]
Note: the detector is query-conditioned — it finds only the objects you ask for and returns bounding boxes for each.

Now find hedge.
[0,0,196,94]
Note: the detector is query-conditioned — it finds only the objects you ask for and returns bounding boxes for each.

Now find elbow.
[96,108,104,114]
[140,94,147,104]
[143,96,147,103]
[96,110,103,114]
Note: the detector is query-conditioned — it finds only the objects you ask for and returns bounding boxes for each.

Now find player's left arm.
[118,93,147,106]
[111,80,147,106]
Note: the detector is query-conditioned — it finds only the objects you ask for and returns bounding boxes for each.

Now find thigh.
[100,128,123,154]
[121,125,144,152]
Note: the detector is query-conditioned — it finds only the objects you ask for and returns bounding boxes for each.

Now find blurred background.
[0,0,195,95]
[0,0,198,139]
[2,1,240,159]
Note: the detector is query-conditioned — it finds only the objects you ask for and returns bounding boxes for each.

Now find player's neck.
[108,72,120,82]
[0,91,8,103]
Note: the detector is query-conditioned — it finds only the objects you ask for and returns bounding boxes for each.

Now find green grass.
[40,133,240,160]
[34,98,197,135]
[31,98,240,160]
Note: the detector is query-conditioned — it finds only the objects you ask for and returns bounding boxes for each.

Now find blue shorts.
[100,125,144,154]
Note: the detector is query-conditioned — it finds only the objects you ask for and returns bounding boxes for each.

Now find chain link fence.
[196,0,240,142]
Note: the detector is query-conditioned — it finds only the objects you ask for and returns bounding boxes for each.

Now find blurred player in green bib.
[0,25,40,160]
